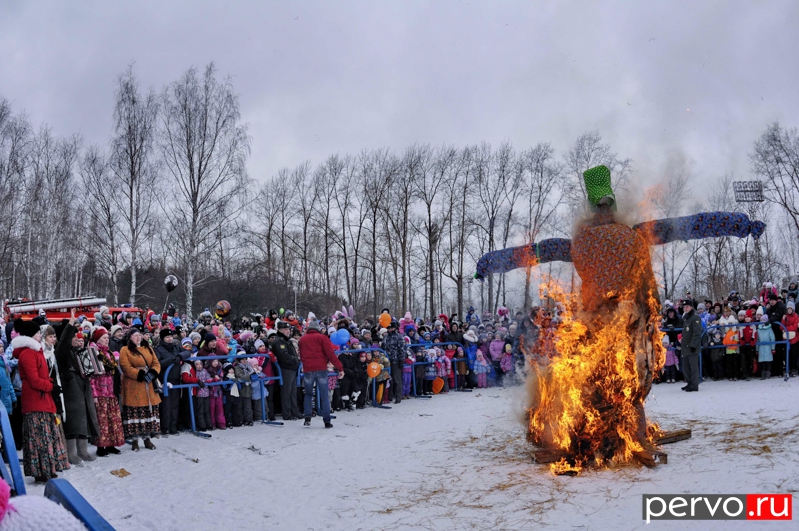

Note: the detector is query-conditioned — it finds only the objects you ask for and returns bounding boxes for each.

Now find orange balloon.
[379,313,391,328]
[432,377,444,394]
[367,362,381,379]
[376,385,384,404]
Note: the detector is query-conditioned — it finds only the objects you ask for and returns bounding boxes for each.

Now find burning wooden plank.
[633,450,668,467]
[655,429,691,445]
[532,449,569,464]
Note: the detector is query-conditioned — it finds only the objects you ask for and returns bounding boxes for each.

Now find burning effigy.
[475,165,766,473]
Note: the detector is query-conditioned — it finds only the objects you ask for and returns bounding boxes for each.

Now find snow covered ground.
[21,377,799,530]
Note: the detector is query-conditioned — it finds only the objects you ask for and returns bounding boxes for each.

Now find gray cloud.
[1,0,797,189]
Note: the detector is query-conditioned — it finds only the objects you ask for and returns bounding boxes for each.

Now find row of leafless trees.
[2,62,798,319]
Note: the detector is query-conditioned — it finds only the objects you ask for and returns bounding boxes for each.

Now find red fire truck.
[3,297,142,323]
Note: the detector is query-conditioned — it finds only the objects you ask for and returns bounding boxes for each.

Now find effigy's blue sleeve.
[474,238,572,280]
[633,212,766,245]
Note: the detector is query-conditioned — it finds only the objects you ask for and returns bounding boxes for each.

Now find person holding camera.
[119,328,161,451]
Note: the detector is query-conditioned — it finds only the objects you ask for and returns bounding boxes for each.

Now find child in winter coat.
[708,330,725,381]
[222,363,241,427]
[739,311,757,381]
[474,352,490,388]
[205,359,226,429]
[194,360,214,431]
[454,346,468,390]
[435,350,451,393]
[489,333,505,386]
[663,336,679,383]
[723,329,741,381]
[444,345,456,390]
[250,358,267,422]
[234,357,255,426]
[499,343,514,382]
[402,352,414,399]
[255,339,278,421]
[354,351,369,409]
[327,361,338,408]
[424,348,438,395]
[757,315,775,379]
[338,348,358,411]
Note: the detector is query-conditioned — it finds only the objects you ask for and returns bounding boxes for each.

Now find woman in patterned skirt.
[11,319,69,482]
[119,329,161,451]
[88,328,125,456]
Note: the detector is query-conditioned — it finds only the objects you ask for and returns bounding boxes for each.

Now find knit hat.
[760,314,770,323]
[203,333,217,344]
[109,324,123,337]
[91,327,108,344]
[788,301,796,311]
[181,338,193,347]
[254,339,266,350]
[582,165,616,210]
[13,318,40,338]
[307,320,321,331]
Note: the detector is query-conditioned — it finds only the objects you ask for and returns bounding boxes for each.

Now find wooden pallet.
[655,429,692,445]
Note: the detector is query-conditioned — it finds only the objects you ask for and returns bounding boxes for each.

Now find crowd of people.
[1,281,794,485]
[660,281,799,391]
[0,304,537,484]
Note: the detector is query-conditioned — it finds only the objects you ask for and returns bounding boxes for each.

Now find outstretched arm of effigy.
[633,212,766,245]
[474,238,572,280]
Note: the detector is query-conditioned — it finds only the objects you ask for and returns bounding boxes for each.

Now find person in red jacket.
[297,320,343,428]
[782,301,799,377]
[12,319,70,483]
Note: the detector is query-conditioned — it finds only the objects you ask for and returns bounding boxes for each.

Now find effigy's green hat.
[583,165,616,210]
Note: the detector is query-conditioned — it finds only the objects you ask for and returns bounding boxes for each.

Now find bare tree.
[80,146,123,304]
[520,143,563,309]
[110,66,160,306]
[564,131,632,214]
[159,63,250,316]
[751,122,799,235]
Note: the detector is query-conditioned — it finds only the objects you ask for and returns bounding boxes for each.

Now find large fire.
[525,224,666,474]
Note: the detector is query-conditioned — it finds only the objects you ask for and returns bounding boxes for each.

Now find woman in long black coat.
[55,313,100,465]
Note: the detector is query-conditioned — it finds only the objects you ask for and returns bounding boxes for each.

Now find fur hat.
[463,330,478,343]
[91,327,109,344]
[160,328,174,340]
[13,319,40,338]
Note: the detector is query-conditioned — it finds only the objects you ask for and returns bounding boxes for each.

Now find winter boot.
[304,417,311,427]
[66,439,83,465]
[77,438,96,461]
[106,446,121,455]
[143,438,156,450]
[131,439,140,452]
[96,447,108,457]
[324,421,333,429]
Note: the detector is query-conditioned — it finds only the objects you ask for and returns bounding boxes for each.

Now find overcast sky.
[2,0,798,193]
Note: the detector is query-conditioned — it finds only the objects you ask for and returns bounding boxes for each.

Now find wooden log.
[634,450,668,467]
[655,429,692,445]
[532,449,569,464]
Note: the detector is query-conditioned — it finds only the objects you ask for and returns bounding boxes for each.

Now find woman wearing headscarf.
[119,328,161,451]
[12,319,69,482]
[87,327,125,456]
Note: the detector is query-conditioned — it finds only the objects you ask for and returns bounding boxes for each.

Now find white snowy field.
[22,378,799,530]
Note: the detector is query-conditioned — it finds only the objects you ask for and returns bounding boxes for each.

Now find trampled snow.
[21,378,799,530]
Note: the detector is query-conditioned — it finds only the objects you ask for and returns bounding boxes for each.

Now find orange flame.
[526,249,665,473]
